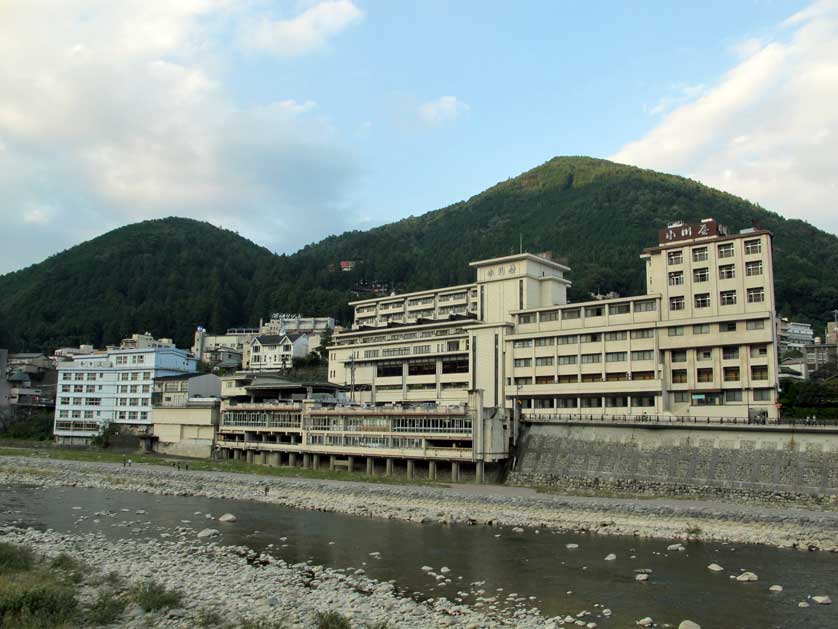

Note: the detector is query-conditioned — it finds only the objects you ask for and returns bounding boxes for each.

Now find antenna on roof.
[519,234,523,254]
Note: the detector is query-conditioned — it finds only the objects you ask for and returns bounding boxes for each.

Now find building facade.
[329,219,780,421]
[146,373,221,458]
[246,334,310,371]
[53,345,197,444]
[778,319,814,354]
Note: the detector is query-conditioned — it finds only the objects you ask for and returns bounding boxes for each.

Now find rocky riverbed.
[1,456,838,551]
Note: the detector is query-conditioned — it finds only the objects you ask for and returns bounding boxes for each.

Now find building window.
[669,271,684,286]
[719,264,736,280]
[754,388,772,401]
[693,267,709,283]
[750,345,768,358]
[724,390,743,402]
[631,350,653,361]
[519,314,534,324]
[718,243,735,258]
[751,366,769,381]
[557,355,577,366]
[673,391,689,403]
[631,329,654,339]
[697,348,713,361]
[745,260,763,276]
[535,357,554,367]
[693,324,710,335]
[585,306,604,317]
[540,310,559,322]
[557,335,578,345]
[694,293,710,309]
[632,370,655,380]
[580,396,602,408]
[720,321,737,332]
[606,352,627,362]
[609,303,630,315]
[745,239,762,255]
[557,375,578,384]
[62,373,71,381]
[720,291,737,306]
[692,247,709,262]
[671,369,687,384]
[535,337,555,347]
[581,333,601,343]
[670,296,685,311]
[580,353,601,364]
[723,347,740,360]
[697,368,714,383]
[723,367,740,382]
[604,395,628,407]
[513,339,533,348]
[746,319,765,330]
[634,300,657,312]
[408,360,436,376]
[671,350,687,362]
[604,331,627,341]
[562,309,581,320]
[668,326,684,337]
[633,395,655,408]
[667,250,684,265]
[513,358,532,368]
[747,287,765,303]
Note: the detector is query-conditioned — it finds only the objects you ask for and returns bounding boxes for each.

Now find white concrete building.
[53,345,197,444]
[329,219,780,422]
[778,319,814,354]
[247,334,310,371]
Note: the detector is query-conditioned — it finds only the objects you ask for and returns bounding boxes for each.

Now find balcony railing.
[522,413,838,427]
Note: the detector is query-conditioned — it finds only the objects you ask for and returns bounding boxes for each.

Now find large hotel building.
[328,219,779,421]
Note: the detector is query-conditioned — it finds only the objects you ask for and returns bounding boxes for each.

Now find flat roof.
[469,252,570,272]
[349,282,476,306]
[642,229,772,255]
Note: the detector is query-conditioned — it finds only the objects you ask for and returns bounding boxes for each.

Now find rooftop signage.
[658,219,728,245]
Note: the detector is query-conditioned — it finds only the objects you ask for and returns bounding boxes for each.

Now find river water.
[1,484,837,628]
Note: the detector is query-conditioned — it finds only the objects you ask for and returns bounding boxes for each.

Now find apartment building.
[53,343,197,444]
[329,219,780,421]
[146,373,221,458]
[778,319,814,354]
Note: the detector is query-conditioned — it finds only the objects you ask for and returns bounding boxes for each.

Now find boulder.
[736,572,758,582]
[635,574,649,582]
[636,618,653,627]
[218,513,237,523]
[197,528,220,538]
[707,564,724,572]
[798,601,810,608]
[769,585,783,593]
[566,543,579,550]
[678,622,701,629]
[812,596,832,605]
[604,554,617,561]
[667,543,686,552]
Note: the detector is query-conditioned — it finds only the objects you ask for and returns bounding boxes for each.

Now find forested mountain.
[2,156,837,352]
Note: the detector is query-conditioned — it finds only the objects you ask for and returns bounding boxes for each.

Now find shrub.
[196,608,224,627]
[130,580,181,612]
[315,610,352,629]
[238,617,287,629]
[0,542,35,574]
[0,571,78,627]
[85,591,126,625]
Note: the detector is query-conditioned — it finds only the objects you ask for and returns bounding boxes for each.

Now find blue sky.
[1,0,835,273]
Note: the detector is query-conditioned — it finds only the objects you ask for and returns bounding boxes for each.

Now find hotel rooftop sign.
[658,219,728,245]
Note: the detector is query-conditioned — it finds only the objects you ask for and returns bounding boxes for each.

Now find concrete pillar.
[475,460,484,484]
[329,455,336,471]
[428,460,437,481]
[271,452,281,467]
[261,451,269,465]
[290,434,297,445]
[347,456,355,472]
[366,457,374,476]
[303,453,311,469]
[312,454,320,470]
[406,460,415,480]
[451,461,460,482]
[385,458,394,477]
[289,452,297,467]
[235,449,243,461]
[246,450,254,464]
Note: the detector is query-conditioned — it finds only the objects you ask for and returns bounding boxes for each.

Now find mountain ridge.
[2,156,837,352]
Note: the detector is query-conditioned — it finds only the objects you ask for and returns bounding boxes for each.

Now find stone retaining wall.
[508,421,838,498]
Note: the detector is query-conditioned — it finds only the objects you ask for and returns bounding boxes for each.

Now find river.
[2,483,836,627]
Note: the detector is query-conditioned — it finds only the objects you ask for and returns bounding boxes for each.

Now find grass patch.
[0,567,78,628]
[130,580,181,612]
[238,617,287,629]
[196,608,225,627]
[0,542,34,573]
[315,610,352,629]
[85,590,126,625]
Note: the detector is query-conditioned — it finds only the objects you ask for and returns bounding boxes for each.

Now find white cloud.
[0,1,360,273]
[417,96,470,127]
[241,1,363,57]
[647,83,705,116]
[612,0,838,235]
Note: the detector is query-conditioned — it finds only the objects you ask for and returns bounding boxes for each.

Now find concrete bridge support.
[451,461,460,482]
[428,461,437,481]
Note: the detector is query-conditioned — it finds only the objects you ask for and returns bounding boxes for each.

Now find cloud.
[240,1,363,57]
[417,96,470,127]
[647,83,706,116]
[0,1,360,273]
[612,0,838,235]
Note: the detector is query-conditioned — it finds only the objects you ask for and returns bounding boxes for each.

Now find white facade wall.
[54,347,197,440]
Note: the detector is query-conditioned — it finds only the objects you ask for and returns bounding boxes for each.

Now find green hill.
[2,156,837,351]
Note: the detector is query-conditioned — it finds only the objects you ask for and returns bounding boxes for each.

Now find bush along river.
[2,479,837,628]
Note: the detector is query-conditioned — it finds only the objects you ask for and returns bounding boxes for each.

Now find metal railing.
[522,412,838,427]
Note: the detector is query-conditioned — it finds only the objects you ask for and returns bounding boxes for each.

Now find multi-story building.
[827,318,838,345]
[778,319,814,354]
[329,219,780,421]
[0,349,10,410]
[804,342,838,377]
[192,314,334,366]
[247,333,310,371]
[145,373,221,458]
[53,343,197,445]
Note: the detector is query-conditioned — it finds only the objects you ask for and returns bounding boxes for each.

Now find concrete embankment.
[2,456,838,551]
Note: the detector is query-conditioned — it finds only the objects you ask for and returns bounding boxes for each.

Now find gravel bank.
[1,456,837,551]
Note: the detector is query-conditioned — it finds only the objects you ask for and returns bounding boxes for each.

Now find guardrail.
[521,413,838,427]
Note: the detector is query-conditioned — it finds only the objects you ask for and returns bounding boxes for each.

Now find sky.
[1,0,836,274]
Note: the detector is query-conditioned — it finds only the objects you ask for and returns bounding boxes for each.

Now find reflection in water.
[2,484,837,628]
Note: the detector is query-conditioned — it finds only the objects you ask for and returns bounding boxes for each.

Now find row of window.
[61,371,152,381]
[513,350,656,368]
[518,300,656,324]
[512,371,657,386]
[671,365,769,383]
[671,345,768,362]
[668,260,763,286]
[667,239,762,266]
[670,288,764,310]
[518,388,772,409]
[114,354,147,365]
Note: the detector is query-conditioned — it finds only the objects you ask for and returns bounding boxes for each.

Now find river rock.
[566,543,579,550]
[707,564,724,572]
[197,528,220,538]
[218,513,237,523]
[736,572,758,582]
[799,601,810,608]
[667,543,685,552]
[769,585,783,593]
[678,622,700,629]
[604,553,616,561]
[812,595,832,605]
[636,617,653,626]
[635,574,649,582]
